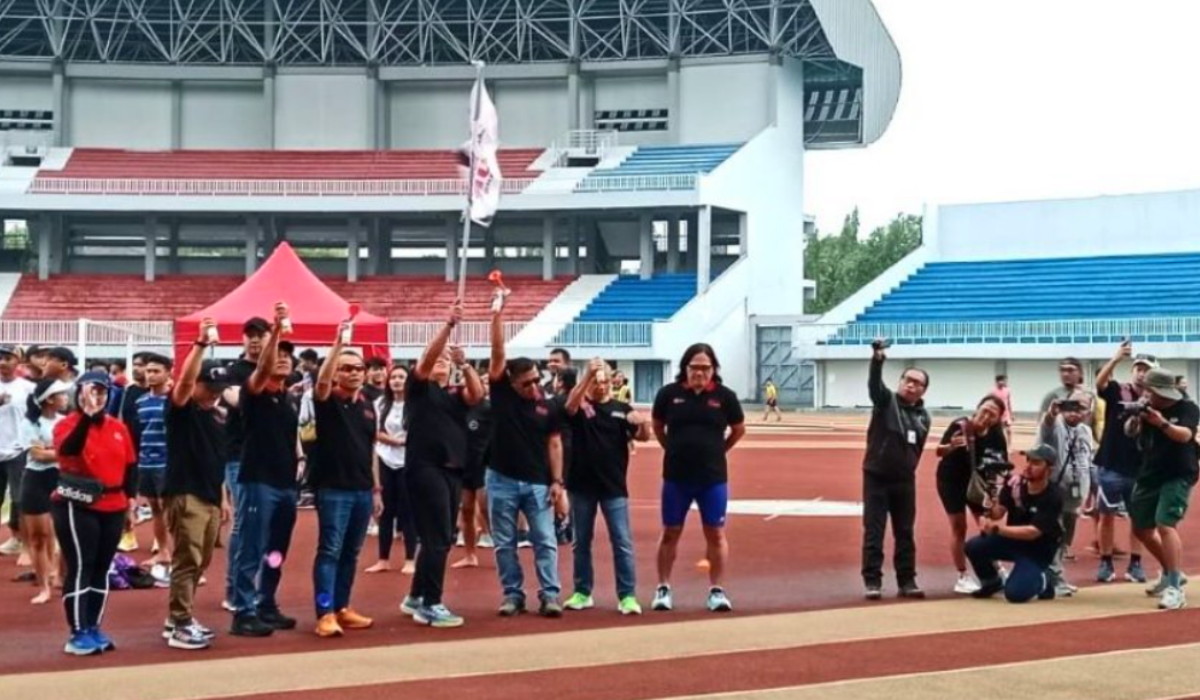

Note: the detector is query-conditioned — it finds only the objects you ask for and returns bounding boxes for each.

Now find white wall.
[935,189,1200,262]
[275,74,370,149]
[678,62,770,143]
[70,80,173,148]
[389,81,471,149]
[494,79,568,147]
[0,76,52,109]
[821,358,996,411]
[182,82,268,148]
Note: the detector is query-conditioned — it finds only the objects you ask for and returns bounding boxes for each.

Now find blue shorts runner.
[661,481,729,528]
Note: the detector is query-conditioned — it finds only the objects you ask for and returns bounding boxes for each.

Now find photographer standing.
[1124,368,1198,610]
[1038,396,1095,597]
[861,340,931,600]
[1094,341,1155,584]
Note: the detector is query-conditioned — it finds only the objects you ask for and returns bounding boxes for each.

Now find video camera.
[1118,400,1150,422]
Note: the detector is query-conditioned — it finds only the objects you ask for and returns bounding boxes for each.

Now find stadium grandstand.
[0,0,901,405]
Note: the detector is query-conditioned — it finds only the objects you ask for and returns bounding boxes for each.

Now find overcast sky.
[804,0,1200,234]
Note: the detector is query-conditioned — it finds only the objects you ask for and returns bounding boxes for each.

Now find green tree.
[804,210,922,314]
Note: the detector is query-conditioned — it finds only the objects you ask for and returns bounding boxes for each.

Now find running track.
[2,416,1198,700]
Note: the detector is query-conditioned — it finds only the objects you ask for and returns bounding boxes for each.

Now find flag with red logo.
[464,71,502,227]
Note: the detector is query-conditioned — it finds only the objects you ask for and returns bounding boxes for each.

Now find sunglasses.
[338,365,366,373]
[517,377,540,389]
[687,364,714,372]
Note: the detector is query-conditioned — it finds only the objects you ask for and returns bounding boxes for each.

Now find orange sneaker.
[336,608,373,630]
[315,613,344,638]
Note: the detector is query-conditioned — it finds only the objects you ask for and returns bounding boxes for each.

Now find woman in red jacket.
[52,372,137,656]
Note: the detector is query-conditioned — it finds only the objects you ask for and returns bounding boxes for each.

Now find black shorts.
[20,468,58,516]
[766,398,778,408]
[138,468,166,498]
[462,460,487,491]
[936,464,984,517]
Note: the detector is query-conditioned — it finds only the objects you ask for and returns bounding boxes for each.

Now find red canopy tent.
[173,242,390,362]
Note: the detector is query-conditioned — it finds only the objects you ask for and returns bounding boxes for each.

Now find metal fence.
[574,173,698,192]
[389,321,524,347]
[798,316,1200,346]
[553,322,653,347]
[27,177,536,197]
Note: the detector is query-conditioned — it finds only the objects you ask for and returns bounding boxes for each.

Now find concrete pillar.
[639,213,654,280]
[167,220,181,274]
[51,61,67,147]
[144,217,157,283]
[244,217,258,277]
[36,215,51,280]
[697,206,711,295]
[376,78,390,148]
[445,217,458,283]
[52,216,66,274]
[483,226,496,270]
[666,57,681,144]
[569,218,581,275]
[685,214,698,269]
[566,63,580,131]
[542,216,555,281]
[666,216,680,273]
[263,66,277,149]
[580,74,595,130]
[366,65,384,149]
[737,212,749,258]
[347,219,361,282]
[170,81,183,148]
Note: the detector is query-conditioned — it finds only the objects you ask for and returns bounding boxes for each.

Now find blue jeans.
[965,533,1054,603]
[231,482,298,616]
[312,488,373,617]
[223,462,242,602]
[570,492,636,599]
[486,469,560,602]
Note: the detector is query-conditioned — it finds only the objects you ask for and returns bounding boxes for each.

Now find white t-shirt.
[0,377,36,461]
[374,398,406,470]
[21,413,63,472]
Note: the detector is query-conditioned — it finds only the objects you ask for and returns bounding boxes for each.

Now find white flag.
[466,74,502,227]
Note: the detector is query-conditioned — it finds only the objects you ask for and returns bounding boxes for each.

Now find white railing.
[27,177,537,197]
[562,129,619,154]
[0,319,173,345]
[797,316,1200,347]
[575,173,698,192]
[553,322,653,347]
[389,321,524,347]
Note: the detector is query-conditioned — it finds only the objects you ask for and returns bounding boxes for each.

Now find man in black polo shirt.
[162,319,232,650]
[220,317,268,612]
[454,376,494,568]
[310,323,382,638]
[487,293,566,617]
[564,358,650,614]
[229,304,302,637]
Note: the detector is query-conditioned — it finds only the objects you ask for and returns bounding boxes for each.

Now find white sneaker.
[997,564,1009,583]
[0,537,21,556]
[651,584,673,611]
[953,573,981,595]
[455,531,465,547]
[221,599,237,613]
[477,533,495,548]
[150,563,170,588]
[1159,586,1187,610]
[367,522,379,537]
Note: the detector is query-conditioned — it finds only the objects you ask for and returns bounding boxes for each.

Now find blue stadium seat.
[576,144,741,191]
[852,253,1200,322]
[573,274,699,322]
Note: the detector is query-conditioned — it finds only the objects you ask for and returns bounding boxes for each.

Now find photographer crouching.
[1123,368,1198,610]
[861,339,931,600]
[965,445,1063,603]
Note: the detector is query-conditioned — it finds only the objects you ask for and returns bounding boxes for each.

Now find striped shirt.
[136,392,168,469]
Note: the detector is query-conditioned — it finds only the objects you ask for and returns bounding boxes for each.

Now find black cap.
[47,347,78,366]
[199,360,232,389]
[0,345,18,358]
[1022,444,1058,465]
[243,317,271,335]
[26,344,47,358]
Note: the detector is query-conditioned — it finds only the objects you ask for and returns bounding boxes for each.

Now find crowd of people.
[864,339,1197,609]
[0,291,745,656]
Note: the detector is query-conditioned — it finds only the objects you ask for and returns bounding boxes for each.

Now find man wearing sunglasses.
[308,324,383,638]
[487,289,567,618]
[861,339,931,600]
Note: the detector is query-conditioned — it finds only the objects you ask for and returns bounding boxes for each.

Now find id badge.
[906,429,917,445]
[1070,483,1081,500]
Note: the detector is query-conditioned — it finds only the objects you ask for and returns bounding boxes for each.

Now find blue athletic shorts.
[1097,467,1136,515]
[661,480,729,528]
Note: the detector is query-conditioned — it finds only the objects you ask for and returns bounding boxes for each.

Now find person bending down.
[965,444,1064,603]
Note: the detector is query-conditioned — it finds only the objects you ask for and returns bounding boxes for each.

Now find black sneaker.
[539,597,564,618]
[864,584,883,600]
[898,581,926,599]
[971,579,1004,599]
[230,614,275,637]
[258,609,297,631]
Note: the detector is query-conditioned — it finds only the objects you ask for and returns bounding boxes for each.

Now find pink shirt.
[993,386,1013,425]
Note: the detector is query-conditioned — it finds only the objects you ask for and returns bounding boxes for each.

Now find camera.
[871,338,892,351]
[1118,400,1150,422]
[979,451,1013,480]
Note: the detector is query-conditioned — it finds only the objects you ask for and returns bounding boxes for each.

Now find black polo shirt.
[999,479,1063,561]
[568,399,637,499]
[239,386,300,489]
[405,373,470,470]
[466,400,493,472]
[490,375,561,484]
[652,381,745,486]
[1137,398,1200,487]
[162,400,228,507]
[1097,381,1145,476]
[223,358,257,463]
[311,390,376,491]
